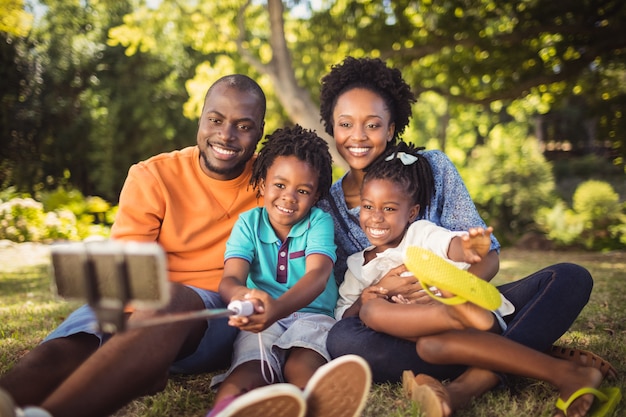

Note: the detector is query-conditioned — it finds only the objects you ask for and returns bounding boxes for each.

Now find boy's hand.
[228,290,268,331]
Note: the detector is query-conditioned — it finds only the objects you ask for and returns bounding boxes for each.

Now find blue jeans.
[326,263,593,383]
[45,287,239,375]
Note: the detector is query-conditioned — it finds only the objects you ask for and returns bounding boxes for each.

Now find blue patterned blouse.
[317,149,500,284]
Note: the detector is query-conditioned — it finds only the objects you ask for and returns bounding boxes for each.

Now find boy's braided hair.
[363,141,434,217]
[319,56,415,142]
[251,124,333,199]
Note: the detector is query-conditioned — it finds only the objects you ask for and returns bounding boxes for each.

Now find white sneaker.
[303,355,372,417]
[209,383,305,417]
[0,389,52,417]
[18,408,53,417]
[0,388,15,417]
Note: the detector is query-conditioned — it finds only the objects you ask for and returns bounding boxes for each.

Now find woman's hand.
[377,265,423,300]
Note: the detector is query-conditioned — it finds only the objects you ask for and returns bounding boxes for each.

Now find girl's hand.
[461,226,493,263]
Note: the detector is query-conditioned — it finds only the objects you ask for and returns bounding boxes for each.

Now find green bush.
[461,124,557,245]
[536,180,626,250]
[0,187,115,243]
[0,198,47,242]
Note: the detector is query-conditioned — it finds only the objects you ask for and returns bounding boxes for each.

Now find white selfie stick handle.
[228,300,254,316]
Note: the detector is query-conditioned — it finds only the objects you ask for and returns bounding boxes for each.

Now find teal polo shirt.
[225,206,338,317]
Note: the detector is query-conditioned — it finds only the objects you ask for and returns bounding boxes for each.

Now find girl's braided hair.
[319,56,416,142]
[363,141,434,217]
[251,124,333,199]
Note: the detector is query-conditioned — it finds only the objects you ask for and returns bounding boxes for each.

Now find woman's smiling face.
[332,88,395,171]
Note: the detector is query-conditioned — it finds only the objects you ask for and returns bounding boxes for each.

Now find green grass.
[1,246,625,417]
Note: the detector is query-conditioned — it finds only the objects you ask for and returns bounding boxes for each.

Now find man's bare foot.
[553,364,603,417]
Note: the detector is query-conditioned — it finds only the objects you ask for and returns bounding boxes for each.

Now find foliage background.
[1,0,626,248]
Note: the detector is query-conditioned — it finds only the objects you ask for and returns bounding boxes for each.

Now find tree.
[3,0,204,201]
[109,0,626,171]
[0,0,33,190]
[4,0,625,208]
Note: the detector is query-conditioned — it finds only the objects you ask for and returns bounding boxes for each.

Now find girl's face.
[359,178,419,253]
[260,155,320,241]
[332,88,395,171]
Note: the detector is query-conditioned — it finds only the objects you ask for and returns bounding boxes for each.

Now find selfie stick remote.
[228,300,255,316]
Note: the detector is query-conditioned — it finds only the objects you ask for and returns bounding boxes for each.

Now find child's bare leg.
[360,298,495,341]
[283,347,327,389]
[437,287,499,332]
[417,330,603,417]
[213,361,268,404]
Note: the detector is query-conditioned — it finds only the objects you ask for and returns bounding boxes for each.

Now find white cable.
[258,332,276,384]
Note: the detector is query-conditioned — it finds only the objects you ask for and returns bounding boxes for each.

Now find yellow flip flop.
[404,246,502,311]
[555,386,621,416]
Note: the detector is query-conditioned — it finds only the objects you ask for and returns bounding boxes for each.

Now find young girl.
[207,125,371,417]
[336,141,509,338]
[341,143,621,417]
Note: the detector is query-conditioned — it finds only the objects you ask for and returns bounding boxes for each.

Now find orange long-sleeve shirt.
[110,146,260,291]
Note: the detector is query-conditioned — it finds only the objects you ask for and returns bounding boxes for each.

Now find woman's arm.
[422,150,500,281]
[467,250,499,282]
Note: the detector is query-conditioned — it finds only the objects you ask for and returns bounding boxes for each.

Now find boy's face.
[360,178,419,254]
[197,83,265,180]
[260,155,320,240]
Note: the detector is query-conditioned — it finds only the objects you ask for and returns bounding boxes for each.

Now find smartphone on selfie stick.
[50,241,252,333]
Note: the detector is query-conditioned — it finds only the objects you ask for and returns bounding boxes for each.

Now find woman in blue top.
[317,56,600,415]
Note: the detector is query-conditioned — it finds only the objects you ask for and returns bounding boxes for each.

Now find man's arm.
[110,164,163,242]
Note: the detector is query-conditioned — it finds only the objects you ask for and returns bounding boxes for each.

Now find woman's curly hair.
[251,124,333,200]
[363,141,434,217]
[319,56,416,142]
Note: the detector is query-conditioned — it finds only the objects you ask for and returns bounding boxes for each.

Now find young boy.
[207,125,370,417]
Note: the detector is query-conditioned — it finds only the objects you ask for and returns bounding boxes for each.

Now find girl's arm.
[422,150,500,280]
[447,227,493,264]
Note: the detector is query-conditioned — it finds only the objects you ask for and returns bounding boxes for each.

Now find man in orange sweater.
[0,74,266,417]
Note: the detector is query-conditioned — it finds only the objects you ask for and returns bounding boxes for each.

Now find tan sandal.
[549,345,618,380]
[402,370,450,417]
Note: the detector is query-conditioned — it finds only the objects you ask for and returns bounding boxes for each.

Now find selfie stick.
[126,300,255,329]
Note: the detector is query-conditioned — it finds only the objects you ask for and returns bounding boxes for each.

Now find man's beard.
[200,149,248,178]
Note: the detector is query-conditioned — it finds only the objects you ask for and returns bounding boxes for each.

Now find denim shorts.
[43,286,238,374]
[213,312,335,385]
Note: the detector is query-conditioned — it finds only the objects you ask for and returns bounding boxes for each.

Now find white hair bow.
[385,151,418,165]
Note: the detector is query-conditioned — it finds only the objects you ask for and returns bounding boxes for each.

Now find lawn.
[1,243,624,417]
